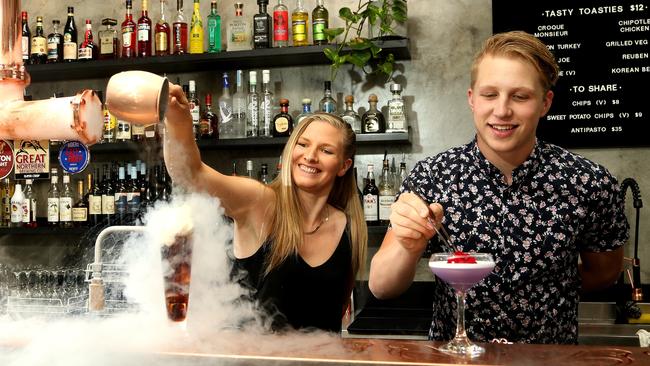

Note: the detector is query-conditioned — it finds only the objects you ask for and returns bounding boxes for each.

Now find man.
[368,31,629,344]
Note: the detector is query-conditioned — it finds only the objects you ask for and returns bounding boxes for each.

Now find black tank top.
[232,229,352,333]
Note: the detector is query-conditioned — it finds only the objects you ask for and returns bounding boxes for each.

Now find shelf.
[25,38,411,82]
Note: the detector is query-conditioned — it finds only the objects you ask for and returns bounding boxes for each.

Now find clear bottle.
[200,93,218,139]
[259,163,270,184]
[188,80,201,139]
[207,0,222,53]
[122,0,137,58]
[311,0,328,45]
[99,18,120,59]
[247,71,260,137]
[363,164,379,226]
[30,16,48,64]
[63,7,77,62]
[273,0,289,47]
[386,83,408,133]
[227,2,252,51]
[319,80,336,113]
[21,11,31,64]
[341,95,362,133]
[232,70,247,138]
[78,19,98,61]
[137,0,153,57]
[362,94,386,133]
[10,183,24,228]
[246,160,254,178]
[172,0,188,54]
[59,173,73,228]
[217,72,234,138]
[72,179,88,227]
[260,69,274,138]
[295,98,312,127]
[378,157,395,225]
[47,170,60,227]
[1,177,14,227]
[47,19,64,63]
[398,158,408,187]
[291,0,308,46]
[189,0,203,54]
[253,0,272,49]
[155,0,170,56]
[272,98,293,137]
[22,179,37,228]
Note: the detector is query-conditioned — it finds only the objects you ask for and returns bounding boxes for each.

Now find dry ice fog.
[0,193,346,366]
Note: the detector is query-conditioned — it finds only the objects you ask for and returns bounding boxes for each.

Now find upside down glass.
[161,234,193,322]
[429,252,495,358]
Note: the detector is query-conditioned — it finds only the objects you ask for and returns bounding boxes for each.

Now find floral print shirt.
[402,139,629,344]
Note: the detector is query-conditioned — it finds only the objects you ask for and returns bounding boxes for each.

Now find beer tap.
[621,177,643,302]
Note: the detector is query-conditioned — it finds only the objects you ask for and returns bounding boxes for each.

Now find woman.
[163,84,367,332]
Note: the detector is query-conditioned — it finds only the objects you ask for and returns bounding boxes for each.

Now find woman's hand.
[389,192,443,253]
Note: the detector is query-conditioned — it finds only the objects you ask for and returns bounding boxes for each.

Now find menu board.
[493,0,649,148]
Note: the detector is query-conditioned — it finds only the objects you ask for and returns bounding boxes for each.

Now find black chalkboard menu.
[493,0,649,148]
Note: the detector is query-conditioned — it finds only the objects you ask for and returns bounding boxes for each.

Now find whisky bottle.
[10,183,24,228]
[386,83,408,133]
[47,169,60,227]
[188,80,201,139]
[99,18,120,59]
[247,71,260,137]
[311,0,328,45]
[60,173,74,228]
[295,98,312,127]
[21,11,31,64]
[260,70,274,138]
[78,19,98,61]
[227,2,252,51]
[72,179,88,227]
[253,0,272,49]
[363,164,379,226]
[172,0,188,54]
[318,80,336,113]
[137,0,153,57]
[30,16,48,64]
[122,0,137,58]
[63,7,78,62]
[341,95,362,133]
[291,0,308,46]
[273,0,289,47]
[22,179,37,228]
[378,157,395,225]
[189,0,204,54]
[200,94,217,139]
[207,0,221,53]
[46,19,63,63]
[272,98,293,137]
[361,94,386,133]
[155,0,170,56]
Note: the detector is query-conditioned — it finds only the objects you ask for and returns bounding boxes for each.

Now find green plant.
[323,0,408,82]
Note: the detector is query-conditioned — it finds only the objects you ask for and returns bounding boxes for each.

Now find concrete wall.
[20,0,650,283]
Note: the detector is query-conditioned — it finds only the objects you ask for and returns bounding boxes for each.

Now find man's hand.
[389,192,443,254]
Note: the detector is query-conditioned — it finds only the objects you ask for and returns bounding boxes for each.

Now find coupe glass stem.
[454,290,469,342]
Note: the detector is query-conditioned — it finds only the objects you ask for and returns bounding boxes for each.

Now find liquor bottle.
[200,94,218,139]
[296,98,312,127]
[172,0,188,54]
[311,0,328,45]
[259,163,270,184]
[127,166,141,224]
[117,118,132,141]
[188,80,200,139]
[72,180,88,227]
[341,95,362,133]
[100,91,117,143]
[386,83,408,133]
[132,121,145,141]
[101,164,115,225]
[272,98,293,137]
[158,164,171,201]
[1,178,13,227]
[47,169,60,227]
[319,80,336,113]
[59,173,73,228]
[227,2,252,51]
[139,163,151,211]
[378,157,395,225]
[398,159,408,188]
[63,7,77,62]
[21,11,30,64]
[246,160,254,178]
[207,0,221,53]
[231,161,238,176]
[232,70,248,138]
[46,19,63,63]
[253,0,272,49]
[246,71,260,137]
[363,164,379,226]
[260,69,273,138]
[10,183,24,228]
[30,16,48,64]
[122,0,137,58]
[99,18,120,59]
[78,19,98,61]
[189,0,203,54]
[291,0,308,46]
[155,0,171,56]
[138,0,153,57]
[390,155,400,190]
[217,72,234,138]
[114,166,128,225]
[273,0,289,47]
[361,94,386,133]
[89,167,102,225]
[22,179,37,228]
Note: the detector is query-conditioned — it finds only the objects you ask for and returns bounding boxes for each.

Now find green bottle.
[207,0,221,52]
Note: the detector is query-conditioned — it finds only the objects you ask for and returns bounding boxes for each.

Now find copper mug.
[105,70,169,125]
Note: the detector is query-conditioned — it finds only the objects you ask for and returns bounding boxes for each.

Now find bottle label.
[21,199,31,223]
[145,124,157,138]
[31,37,47,55]
[47,197,59,222]
[10,201,22,223]
[59,196,73,221]
[155,31,168,51]
[78,46,92,60]
[292,19,307,42]
[47,36,61,60]
[364,115,380,133]
[101,194,115,214]
[103,110,116,139]
[273,10,289,41]
[379,195,394,221]
[189,103,200,125]
[89,195,102,215]
[63,41,77,60]
[137,23,151,41]
[116,120,131,139]
[274,116,289,133]
[122,26,134,46]
[100,34,115,54]
[363,193,378,221]
[22,36,29,59]
[313,19,327,41]
[114,192,127,214]
[219,101,233,123]
[199,118,211,135]
[132,124,145,137]
[72,207,88,222]
[388,102,406,131]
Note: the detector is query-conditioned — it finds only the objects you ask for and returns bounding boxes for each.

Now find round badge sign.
[58,141,90,174]
[0,140,14,179]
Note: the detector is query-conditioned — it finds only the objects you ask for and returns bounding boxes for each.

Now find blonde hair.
[265,113,367,283]
[471,31,560,92]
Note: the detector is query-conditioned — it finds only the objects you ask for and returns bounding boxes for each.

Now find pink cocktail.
[429,252,495,358]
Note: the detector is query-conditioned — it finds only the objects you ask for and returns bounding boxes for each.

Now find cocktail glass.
[429,252,495,358]
[160,234,193,324]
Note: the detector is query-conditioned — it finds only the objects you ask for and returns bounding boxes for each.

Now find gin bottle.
[232,70,248,138]
[386,83,408,133]
[361,94,386,133]
[247,71,260,137]
[227,2,252,51]
[207,0,221,52]
[319,80,336,113]
[273,0,289,47]
[341,95,361,133]
[260,70,274,138]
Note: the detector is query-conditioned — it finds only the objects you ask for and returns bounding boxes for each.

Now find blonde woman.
[164,84,367,332]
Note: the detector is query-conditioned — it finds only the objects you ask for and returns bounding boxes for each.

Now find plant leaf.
[323,27,344,42]
[339,7,356,23]
[349,38,373,50]
[369,43,382,58]
[323,47,337,62]
[348,51,372,68]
